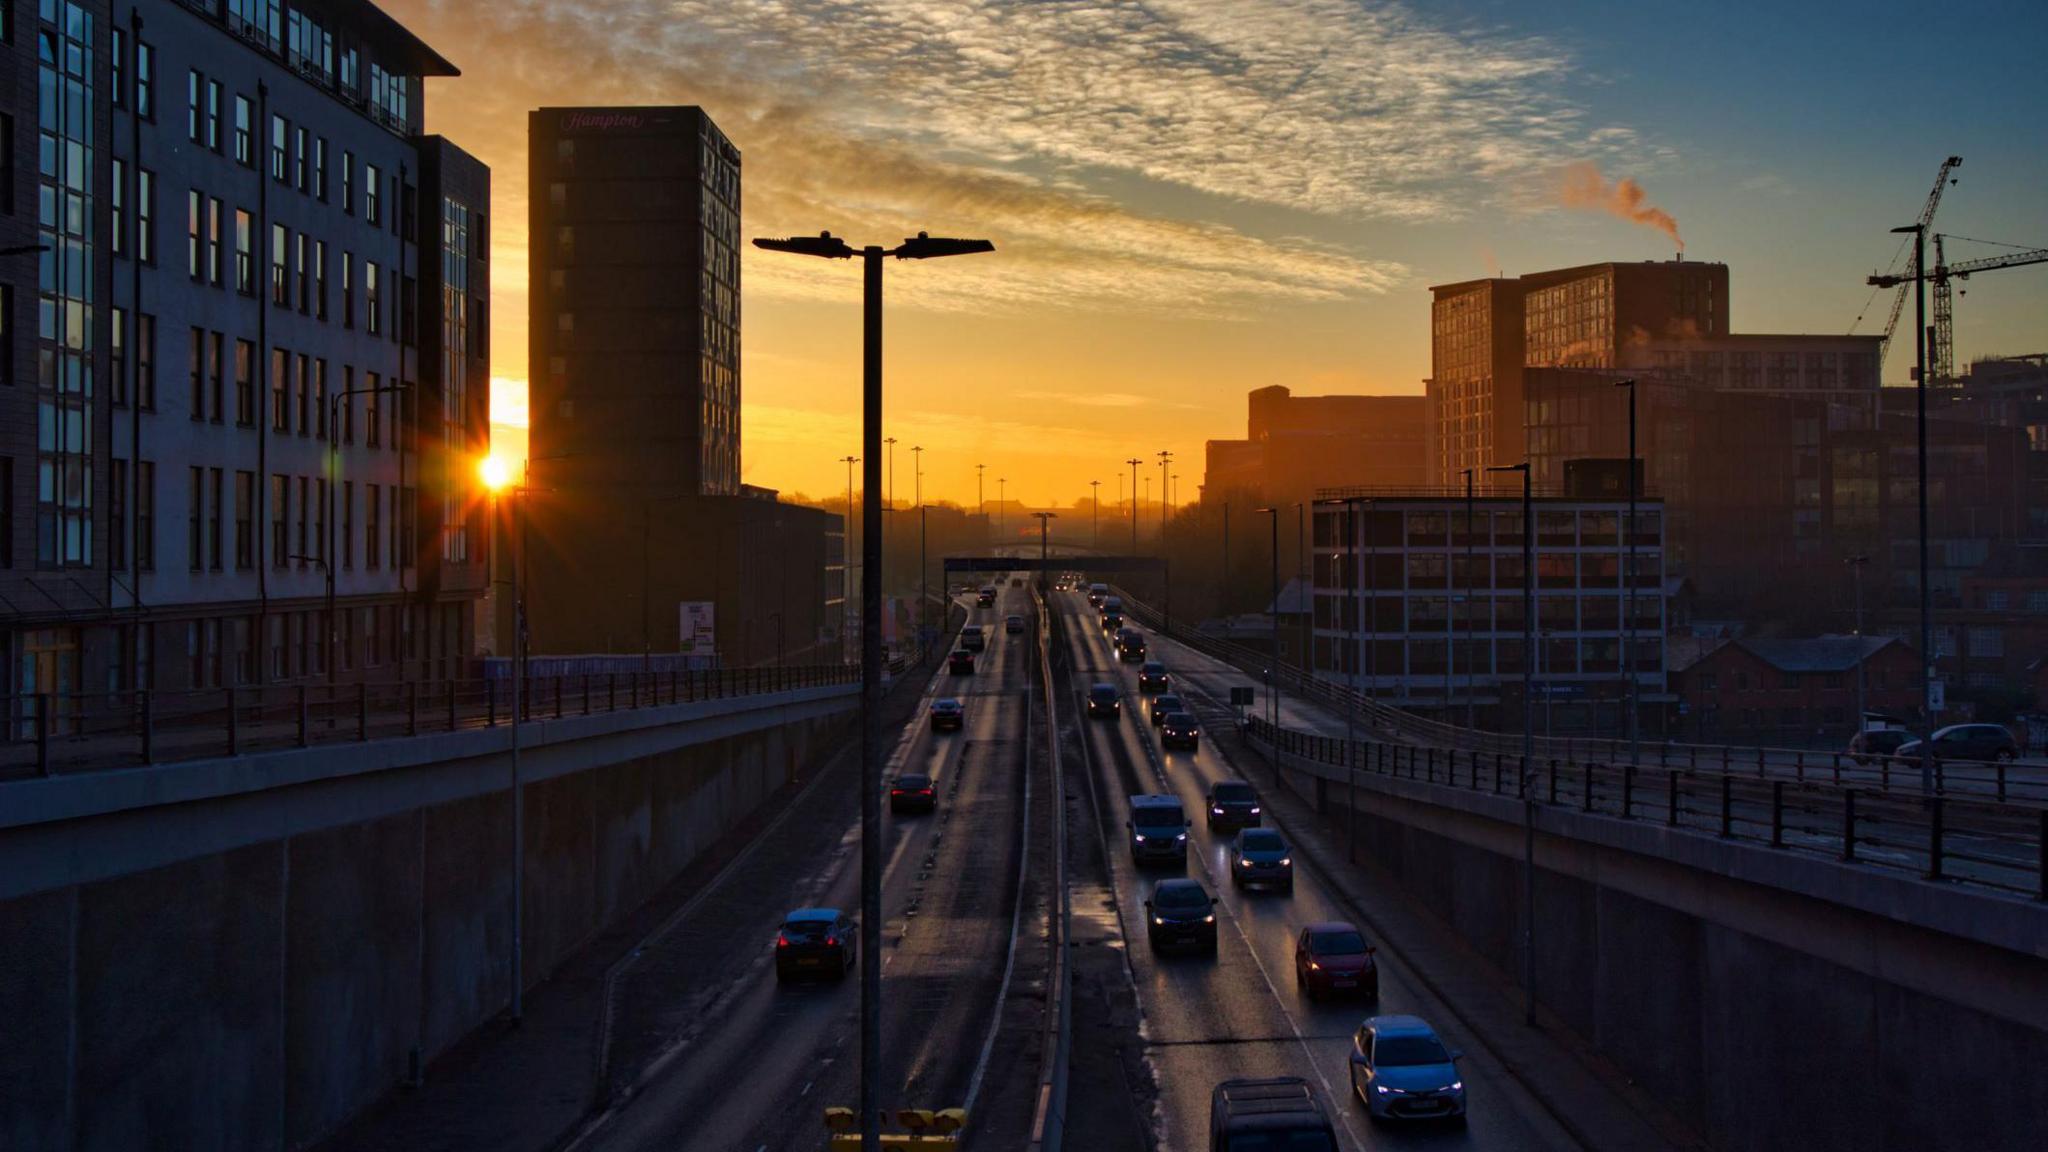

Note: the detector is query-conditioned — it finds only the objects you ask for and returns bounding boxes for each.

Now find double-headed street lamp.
[1487,460,1536,1027]
[1032,512,1058,594]
[753,228,992,1152]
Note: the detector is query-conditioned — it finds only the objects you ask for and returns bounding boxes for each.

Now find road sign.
[1230,686,1255,707]
[678,601,715,655]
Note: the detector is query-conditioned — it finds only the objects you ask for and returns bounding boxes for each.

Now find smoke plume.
[1558,162,1683,250]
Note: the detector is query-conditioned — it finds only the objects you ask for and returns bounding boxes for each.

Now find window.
[341,366,355,443]
[208,332,224,422]
[295,232,308,311]
[271,475,288,569]
[294,354,308,435]
[271,224,288,304]
[271,115,287,182]
[137,169,155,262]
[111,158,125,256]
[136,314,156,410]
[110,459,128,571]
[341,252,353,326]
[365,261,381,335]
[187,189,202,277]
[341,481,353,569]
[189,327,205,419]
[235,339,255,426]
[366,378,382,447]
[110,307,127,406]
[112,28,124,108]
[205,81,221,151]
[187,70,201,142]
[393,486,409,567]
[188,467,203,570]
[136,41,154,120]
[294,126,307,192]
[365,163,381,224]
[206,197,222,285]
[314,241,327,318]
[1698,671,1717,692]
[314,138,327,200]
[137,462,157,572]
[234,471,254,570]
[235,208,253,293]
[234,96,252,165]
[271,348,288,431]
[341,151,354,213]
[297,476,310,566]
[365,483,381,569]
[313,360,327,440]
[314,479,326,567]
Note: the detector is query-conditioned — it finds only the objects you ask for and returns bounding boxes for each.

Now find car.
[1349,1016,1465,1124]
[1100,610,1124,632]
[958,625,987,652]
[1206,780,1260,829]
[1210,1077,1339,1152]
[1087,683,1121,719]
[1149,693,1186,725]
[1231,828,1293,890]
[929,697,964,732]
[1162,711,1201,751]
[1126,793,1190,864]
[977,586,997,606]
[1847,727,1909,765]
[1895,722,2021,763]
[1117,629,1148,662]
[1294,921,1378,1000]
[890,772,937,814]
[1102,595,1124,615]
[1005,614,1026,634]
[1144,878,1218,954]
[948,649,976,675]
[1138,661,1170,694]
[1087,583,1108,607]
[776,908,856,983]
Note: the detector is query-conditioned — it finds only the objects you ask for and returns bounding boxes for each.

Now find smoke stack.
[1557,162,1684,251]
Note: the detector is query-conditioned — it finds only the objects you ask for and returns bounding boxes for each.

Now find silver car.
[1350,1015,1465,1124]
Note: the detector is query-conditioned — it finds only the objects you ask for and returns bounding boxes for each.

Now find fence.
[1111,589,2047,805]
[1246,715,2048,900]
[0,664,861,780]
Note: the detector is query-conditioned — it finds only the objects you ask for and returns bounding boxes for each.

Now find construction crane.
[1862,155,1962,379]
[1868,234,2048,383]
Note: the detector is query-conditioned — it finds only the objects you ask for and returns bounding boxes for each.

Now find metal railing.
[1111,589,2046,805]
[1246,716,2047,899]
[0,665,860,780]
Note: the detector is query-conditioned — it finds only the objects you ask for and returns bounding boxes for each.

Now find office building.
[1308,490,1667,729]
[1202,386,1428,507]
[0,0,491,704]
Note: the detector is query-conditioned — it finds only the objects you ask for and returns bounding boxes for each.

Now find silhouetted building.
[0,0,491,703]
[1202,386,1427,506]
[1668,636,1922,743]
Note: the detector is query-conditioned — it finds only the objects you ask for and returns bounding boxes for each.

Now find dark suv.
[1206,780,1261,829]
[1209,1077,1338,1152]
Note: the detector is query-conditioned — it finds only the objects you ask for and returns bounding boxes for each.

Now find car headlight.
[1374,1085,1391,1095]
[1238,857,1251,867]
[1152,916,1165,926]
[1279,857,1292,866]
[1203,914,1215,923]
[1250,806,1261,814]
[1212,806,1224,814]
[1175,833,1187,841]
[1133,833,1146,842]
[1450,1081,1463,1091]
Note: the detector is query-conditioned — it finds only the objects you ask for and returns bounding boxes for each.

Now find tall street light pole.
[1461,468,1476,729]
[1489,461,1536,1026]
[1257,507,1280,733]
[977,463,987,524]
[1849,554,1869,733]
[842,454,860,660]
[756,228,993,1152]
[1090,479,1101,548]
[478,459,525,1021]
[1126,457,1143,554]
[1616,376,1638,759]
[1891,222,1935,799]
[912,445,924,636]
[1157,449,1173,543]
[1032,512,1057,594]
[1295,502,1307,694]
[998,477,1007,538]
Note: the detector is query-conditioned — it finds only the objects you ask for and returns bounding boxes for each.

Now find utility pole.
[1849,554,1869,733]
[998,477,1007,537]
[1157,449,1174,543]
[1617,377,1638,759]
[1489,460,1535,1027]
[1032,512,1057,594]
[977,463,986,521]
[1090,480,1100,548]
[1127,457,1143,555]
[1295,502,1307,694]
[842,454,859,661]
[1257,506,1280,733]
[913,445,924,637]
[1892,222,1935,799]
[1462,468,1476,729]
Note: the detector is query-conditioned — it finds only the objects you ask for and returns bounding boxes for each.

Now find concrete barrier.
[0,684,856,1152]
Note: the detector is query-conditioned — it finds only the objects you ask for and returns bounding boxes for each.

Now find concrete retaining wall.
[1263,746,2048,1152]
[0,694,851,1152]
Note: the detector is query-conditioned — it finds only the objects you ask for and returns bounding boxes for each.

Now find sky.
[388,0,2048,508]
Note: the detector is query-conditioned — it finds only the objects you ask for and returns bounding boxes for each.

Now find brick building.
[1669,636,1922,744]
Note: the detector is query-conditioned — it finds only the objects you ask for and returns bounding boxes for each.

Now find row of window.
[1689,668,1884,693]
[123,601,417,693]
[105,457,415,576]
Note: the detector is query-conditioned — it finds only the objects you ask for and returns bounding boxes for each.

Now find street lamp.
[1890,222,1936,800]
[998,476,1007,537]
[1157,449,1173,544]
[841,454,860,664]
[1032,512,1057,594]
[1848,554,1870,734]
[1090,479,1101,548]
[1488,460,1536,1027]
[1460,468,1476,729]
[753,227,992,1152]
[478,456,525,1024]
[1127,457,1143,554]
[1256,506,1280,733]
[1615,376,1639,760]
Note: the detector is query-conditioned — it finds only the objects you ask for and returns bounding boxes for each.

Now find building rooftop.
[1738,636,1903,673]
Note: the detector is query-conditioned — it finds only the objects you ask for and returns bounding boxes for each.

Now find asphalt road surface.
[1055,588,1586,1152]
[566,583,1044,1152]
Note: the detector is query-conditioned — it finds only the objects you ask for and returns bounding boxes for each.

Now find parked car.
[1088,682,1122,719]
[929,697,965,731]
[1294,921,1377,1000]
[1847,727,1909,765]
[776,908,856,983]
[948,649,976,675]
[1230,828,1293,891]
[1349,1015,1465,1124]
[889,772,937,814]
[1144,878,1218,954]
[1895,723,2021,763]
[1209,1077,1338,1152]
[1138,661,1170,693]
[1206,780,1260,828]
[1162,711,1201,751]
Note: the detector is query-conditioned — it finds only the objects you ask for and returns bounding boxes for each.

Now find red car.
[1295,921,1378,1001]
[890,772,937,814]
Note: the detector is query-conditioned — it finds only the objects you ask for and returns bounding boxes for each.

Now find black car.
[1210,1077,1338,1152]
[948,649,975,675]
[1087,683,1121,719]
[977,586,997,606]
[1138,661,1170,694]
[776,908,856,983]
[890,772,937,814]
[1847,728,1908,765]
[930,697,964,731]
[1162,711,1200,751]
[1149,693,1186,725]
[1101,610,1124,632]
[1118,630,1148,662]
[1895,723,2021,763]
[1144,878,1218,955]
[1005,614,1026,634]
[1206,780,1261,829]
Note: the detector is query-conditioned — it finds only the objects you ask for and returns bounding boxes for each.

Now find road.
[1053,588,1589,1151]
[565,582,1046,1152]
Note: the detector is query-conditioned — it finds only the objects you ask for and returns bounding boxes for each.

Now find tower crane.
[1862,155,1961,379]
[1868,235,2048,383]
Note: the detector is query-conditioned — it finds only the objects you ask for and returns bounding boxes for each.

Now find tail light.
[776,934,790,948]
[825,936,838,947]
[890,788,904,796]
[919,788,934,796]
